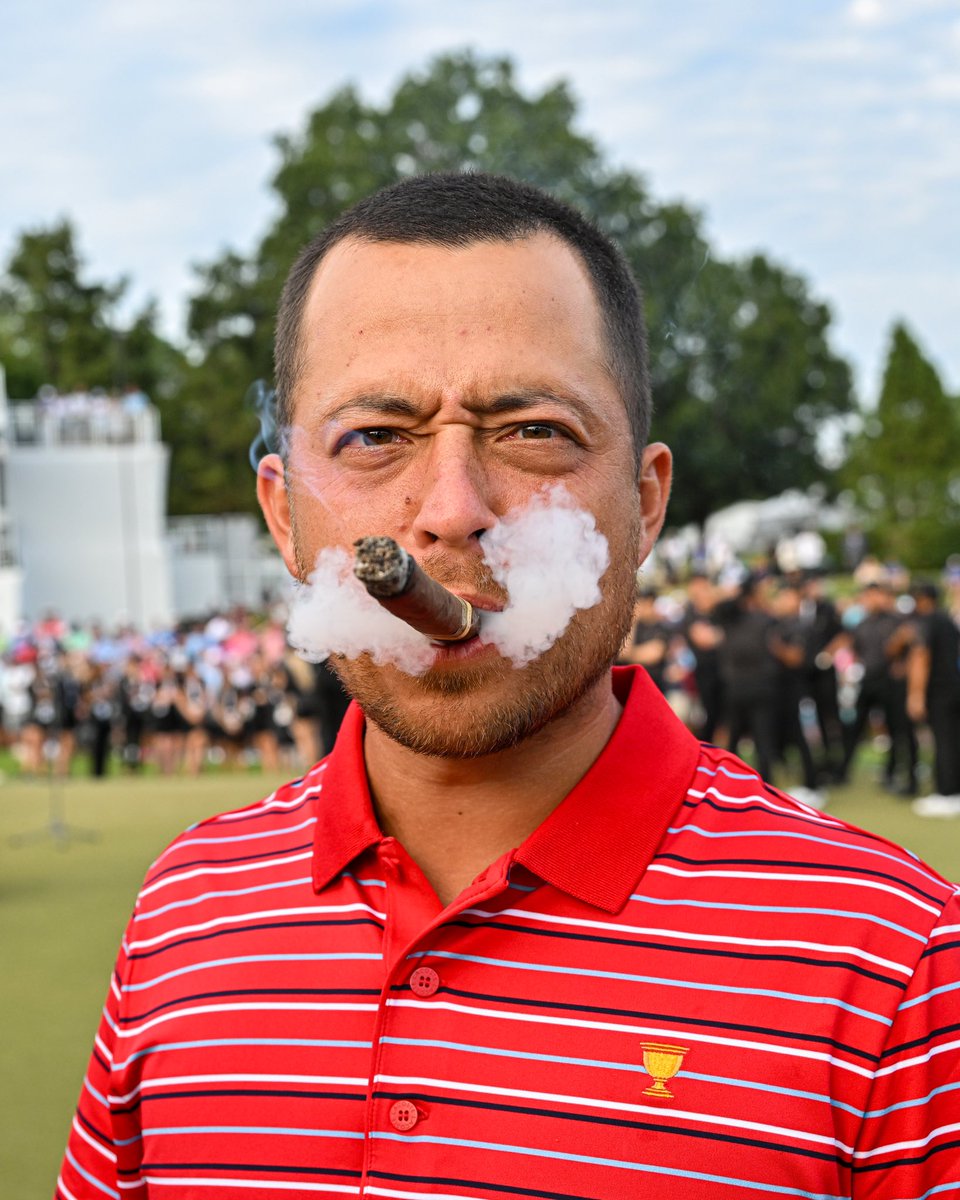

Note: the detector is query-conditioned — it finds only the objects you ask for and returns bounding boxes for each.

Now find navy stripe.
[428,984,882,1063]
[853,1137,960,1173]
[449,918,906,989]
[146,840,315,883]
[140,1161,361,1177]
[128,916,385,961]
[119,986,380,1024]
[921,938,960,960]
[373,1089,848,1168]
[656,853,944,903]
[880,1020,960,1059]
[368,1168,602,1200]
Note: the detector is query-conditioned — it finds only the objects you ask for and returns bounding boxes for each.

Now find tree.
[0,220,186,406]
[175,52,856,517]
[843,323,960,567]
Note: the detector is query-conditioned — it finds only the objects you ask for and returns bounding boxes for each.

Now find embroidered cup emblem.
[640,1042,689,1099]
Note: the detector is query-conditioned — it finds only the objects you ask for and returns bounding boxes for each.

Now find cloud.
[0,0,956,397]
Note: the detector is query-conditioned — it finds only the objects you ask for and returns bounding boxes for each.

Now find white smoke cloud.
[285,484,609,675]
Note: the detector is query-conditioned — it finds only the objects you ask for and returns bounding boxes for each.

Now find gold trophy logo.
[640,1042,689,1100]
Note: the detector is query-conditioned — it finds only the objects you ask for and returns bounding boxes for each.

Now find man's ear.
[637,442,672,568]
[257,454,300,579]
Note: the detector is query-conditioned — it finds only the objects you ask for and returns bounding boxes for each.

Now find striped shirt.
[58,666,960,1200]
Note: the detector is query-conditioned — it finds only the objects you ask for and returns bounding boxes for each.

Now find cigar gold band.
[432,598,476,642]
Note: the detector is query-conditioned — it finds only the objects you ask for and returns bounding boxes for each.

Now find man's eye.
[513,423,561,440]
[338,428,402,449]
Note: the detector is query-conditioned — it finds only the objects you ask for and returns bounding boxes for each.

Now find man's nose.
[410,434,498,550]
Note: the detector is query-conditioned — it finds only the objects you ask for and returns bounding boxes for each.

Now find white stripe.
[931,923,960,938]
[72,1117,117,1163]
[142,1178,355,1194]
[127,902,386,952]
[461,905,912,975]
[688,785,839,826]
[142,1178,356,1194]
[110,976,122,1002]
[155,816,318,857]
[110,1073,366,1105]
[367,1189,480,1200]
[95,1034,111,1061]
[212,780,324,823]
[139,851,313,898]
[57,1177,80,1200]
[114,1000,379,1040]
[384,998,875,1079]
[372,1072,854,1154]
[117,1183,145,1190]
[136,877,313,922]
[872,1037,960,1079]
[853,1120,960,1160]
[647,864,941,916]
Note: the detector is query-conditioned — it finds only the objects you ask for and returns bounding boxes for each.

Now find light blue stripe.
[508,881,537,893]
[121,952,381,992]
[898,978,960,1012]
[343,873,387,888]
[143,1125,363,1140]
[380,1036,647,1075]
[370,1132,845,1199]
[167,816,317,847]
[696,764,760,781]
[82,1075,111,1110]
[667,823,944,886]
[421,950,892,1026]
[378,1037,867,1118]
[141,876,314,920]
[65,1147,120,1199]
[627,893,925,943]
[907,1184,960,1200]
[113,1037,372,1071]
[863,1079,960,1119]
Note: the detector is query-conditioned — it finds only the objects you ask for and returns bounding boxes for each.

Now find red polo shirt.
[59,667,960,1200]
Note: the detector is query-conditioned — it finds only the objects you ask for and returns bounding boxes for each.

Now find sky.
[2,0,957,403]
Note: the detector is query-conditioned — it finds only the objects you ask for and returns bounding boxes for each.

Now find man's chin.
[328,630,617,761]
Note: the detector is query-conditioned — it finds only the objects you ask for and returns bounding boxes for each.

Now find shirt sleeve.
[853,888,960,1199]
[56,911,139,1200]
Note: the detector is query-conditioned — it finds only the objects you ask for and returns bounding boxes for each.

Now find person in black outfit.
[681,573,724,742]
[798,571,845,782]
[840,583,917,794]
[907,582,960,807]
[714,577,780,781]
[618,588,671,693]
[769,583,820,797]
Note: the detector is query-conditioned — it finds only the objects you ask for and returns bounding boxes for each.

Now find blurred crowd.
[618,563,960,817]
[3,566,959,818]
[0,608,350,780]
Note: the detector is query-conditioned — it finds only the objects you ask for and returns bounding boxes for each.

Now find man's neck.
[362,674,622,908]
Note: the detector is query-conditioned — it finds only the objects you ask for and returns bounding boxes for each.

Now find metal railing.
[4,401,161,447]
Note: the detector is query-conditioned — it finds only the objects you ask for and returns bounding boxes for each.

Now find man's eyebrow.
[478,388,593,422]
[322,394,421,423]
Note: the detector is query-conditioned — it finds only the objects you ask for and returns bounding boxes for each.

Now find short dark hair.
[274,172,651,469]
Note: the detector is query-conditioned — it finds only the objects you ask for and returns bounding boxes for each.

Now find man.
[798,569,845,782]
[908,581,960,816]
[840,581,918,794]
[59,173,958,1200]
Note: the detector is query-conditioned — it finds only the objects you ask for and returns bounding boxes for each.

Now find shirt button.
[389,1100,419,1132]
[409,966,440,997]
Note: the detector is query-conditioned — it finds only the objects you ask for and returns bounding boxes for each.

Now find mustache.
[415,549,508,606]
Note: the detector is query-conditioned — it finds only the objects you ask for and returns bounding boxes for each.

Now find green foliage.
[182,49,855,523]
[0,219,187,410]
[843,323,960,567]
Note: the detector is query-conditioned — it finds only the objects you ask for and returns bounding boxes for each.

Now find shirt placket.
[358,836,512,1193]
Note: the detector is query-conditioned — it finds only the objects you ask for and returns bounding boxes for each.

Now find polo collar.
[312,665,702,914]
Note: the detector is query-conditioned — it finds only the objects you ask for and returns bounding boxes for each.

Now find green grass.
[2,768,958,1195]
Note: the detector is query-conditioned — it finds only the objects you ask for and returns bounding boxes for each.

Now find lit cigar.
[353,537,481,642]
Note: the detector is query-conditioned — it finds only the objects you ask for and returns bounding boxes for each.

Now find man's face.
[259,232,670,757]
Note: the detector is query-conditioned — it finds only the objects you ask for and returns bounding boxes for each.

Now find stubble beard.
[295,516,641,760]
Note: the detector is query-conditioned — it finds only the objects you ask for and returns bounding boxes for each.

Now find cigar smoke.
[286,485,609,675]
